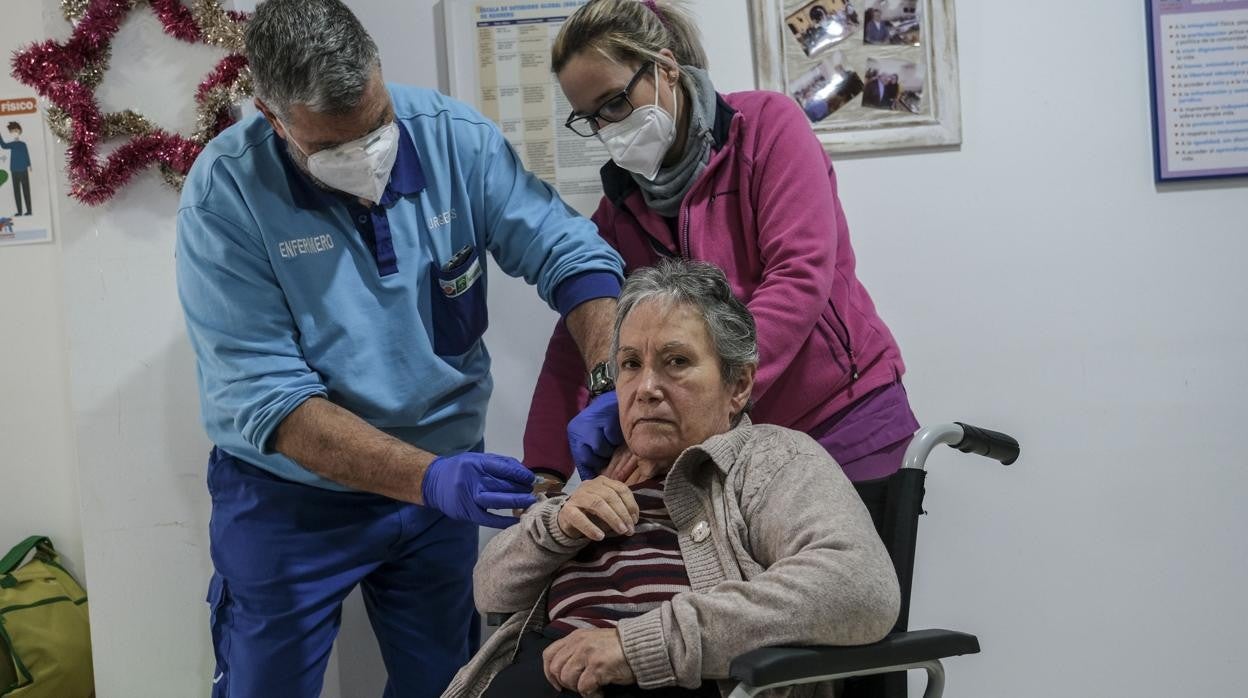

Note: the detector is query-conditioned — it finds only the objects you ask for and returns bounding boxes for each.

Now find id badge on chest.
[438,253,483,299]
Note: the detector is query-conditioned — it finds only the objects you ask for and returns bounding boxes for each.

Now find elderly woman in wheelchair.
[443,259,900,698]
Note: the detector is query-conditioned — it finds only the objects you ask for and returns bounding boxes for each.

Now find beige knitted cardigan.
[442,418,900,698]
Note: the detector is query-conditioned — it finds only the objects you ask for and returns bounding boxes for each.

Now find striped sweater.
[545,480,691,637]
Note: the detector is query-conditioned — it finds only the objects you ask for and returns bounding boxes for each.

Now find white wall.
[874,4,1248,694]
[0,0,83,586]
[44,4,224,695]
[21,0,1247,696]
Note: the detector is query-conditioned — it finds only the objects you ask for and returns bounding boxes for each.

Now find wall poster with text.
[1147,0,1248,182]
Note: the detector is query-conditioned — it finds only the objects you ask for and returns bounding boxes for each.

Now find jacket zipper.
[827,299,858,381]
[679,201,691,259]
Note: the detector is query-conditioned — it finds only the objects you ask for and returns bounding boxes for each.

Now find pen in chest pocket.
[444,244,474,270]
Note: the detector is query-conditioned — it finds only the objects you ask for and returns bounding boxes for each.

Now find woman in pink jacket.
[524,0,918,485]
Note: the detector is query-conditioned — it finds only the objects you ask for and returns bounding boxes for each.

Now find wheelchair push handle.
[952,423,1020,465]
[902,422,1021,471]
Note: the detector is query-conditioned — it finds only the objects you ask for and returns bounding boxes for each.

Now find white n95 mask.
[291,121,400,204]
[596,64,679,181]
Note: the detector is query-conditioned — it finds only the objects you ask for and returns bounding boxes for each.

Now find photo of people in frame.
[861,57,924,113]
[785,0,861,58]
[861,0,921,46]
[790,51,864,123]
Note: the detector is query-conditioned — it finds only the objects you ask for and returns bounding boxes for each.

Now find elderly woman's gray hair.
[613,259,759,385]
[245,0,380,118]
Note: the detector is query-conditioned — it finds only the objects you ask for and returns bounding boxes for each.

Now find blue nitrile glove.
[422,452,537,528]
[567,390,625,481]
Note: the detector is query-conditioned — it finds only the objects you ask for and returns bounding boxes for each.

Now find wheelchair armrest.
[728,629,980,688]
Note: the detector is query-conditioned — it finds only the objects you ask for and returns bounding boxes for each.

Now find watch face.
[589,362,614,393]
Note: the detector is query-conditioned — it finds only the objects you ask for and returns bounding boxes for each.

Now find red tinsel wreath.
[9,0,252,206]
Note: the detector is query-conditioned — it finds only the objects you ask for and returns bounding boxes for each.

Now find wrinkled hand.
[542,627,635,696]
[557,477,639,541]
[567,390,624,481]
[422,452,536,528]
[601,446,641,483]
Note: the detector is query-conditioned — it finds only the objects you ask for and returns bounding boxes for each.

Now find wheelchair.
[725,422,1020,698]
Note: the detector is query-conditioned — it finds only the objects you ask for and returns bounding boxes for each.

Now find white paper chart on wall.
[446,0,610,217]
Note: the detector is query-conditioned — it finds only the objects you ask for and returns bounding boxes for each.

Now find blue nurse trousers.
[205,448,480,697]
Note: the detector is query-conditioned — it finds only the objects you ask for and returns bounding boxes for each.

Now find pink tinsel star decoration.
[9,0,252,205]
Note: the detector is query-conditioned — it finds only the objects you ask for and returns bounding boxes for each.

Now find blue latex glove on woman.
[567,390,625,481]
[422,452,537,528]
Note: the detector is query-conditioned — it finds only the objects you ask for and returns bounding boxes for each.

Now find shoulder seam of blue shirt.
[179,204,265,259]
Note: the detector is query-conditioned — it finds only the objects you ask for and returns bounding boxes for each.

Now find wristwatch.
[587,361,615,398]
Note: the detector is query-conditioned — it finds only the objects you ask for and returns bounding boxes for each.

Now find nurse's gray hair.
[612,259,758,387]
[245,0,380,118]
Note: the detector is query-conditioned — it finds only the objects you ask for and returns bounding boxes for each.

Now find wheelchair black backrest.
[842,468,927,698]
[853,467,926,634]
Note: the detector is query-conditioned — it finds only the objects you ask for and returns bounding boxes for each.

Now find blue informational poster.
[1146,0,1248,181]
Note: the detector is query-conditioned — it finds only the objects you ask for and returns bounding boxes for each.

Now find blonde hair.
[551,0,708,74]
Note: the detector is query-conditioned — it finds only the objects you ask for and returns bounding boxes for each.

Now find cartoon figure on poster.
[1,121,35,219]
[0,162,10,239]
[0,97,53,246]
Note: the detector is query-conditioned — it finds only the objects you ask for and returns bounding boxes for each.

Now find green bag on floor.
[0,537,93,697]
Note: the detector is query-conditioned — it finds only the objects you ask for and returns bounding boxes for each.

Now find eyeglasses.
[564,62,653,137]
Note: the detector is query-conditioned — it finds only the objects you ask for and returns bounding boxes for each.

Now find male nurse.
[174,1,623,696]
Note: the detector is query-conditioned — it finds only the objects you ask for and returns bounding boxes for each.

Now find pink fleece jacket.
[523,90,906,478]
